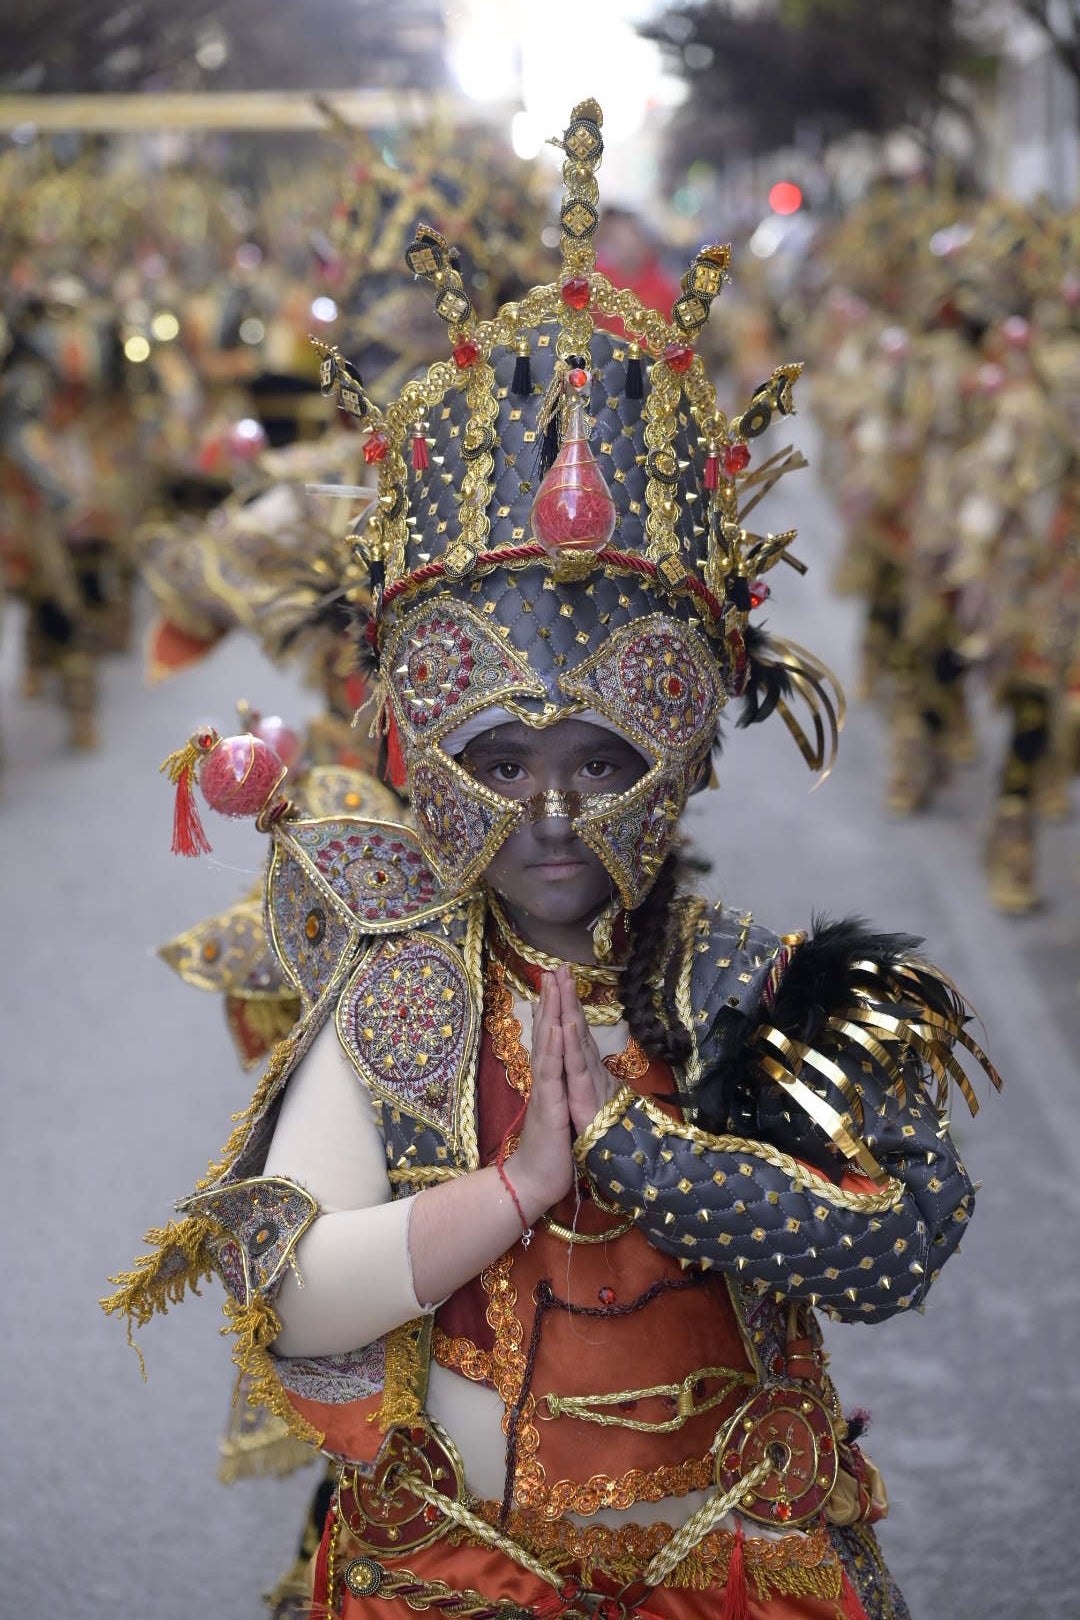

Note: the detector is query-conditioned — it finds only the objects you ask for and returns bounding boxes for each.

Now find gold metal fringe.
[370,1318,432,1433]
[220,1293,324,1449]
[99,1215,217,1376]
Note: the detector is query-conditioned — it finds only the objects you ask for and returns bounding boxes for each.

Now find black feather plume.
[736,623,793,729]
[690,914,926,1136]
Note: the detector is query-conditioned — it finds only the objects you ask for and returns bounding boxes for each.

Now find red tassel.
[171,764,212,857]
[160,734,218,857]
[383,708,408,792]
[840,1570,869,1620]
[720,1525,750,1620]
[411,425,429,473]
[310,1498,335,1617]
[704,451,719,491]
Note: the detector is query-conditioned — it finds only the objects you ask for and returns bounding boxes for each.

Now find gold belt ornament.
[538,1365,756,1433]
[713,1383,839,1528]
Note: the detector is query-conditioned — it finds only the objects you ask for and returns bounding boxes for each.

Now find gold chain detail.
[432,1326,494,1384]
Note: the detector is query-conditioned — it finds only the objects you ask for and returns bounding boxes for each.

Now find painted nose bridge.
[525,789,583,825]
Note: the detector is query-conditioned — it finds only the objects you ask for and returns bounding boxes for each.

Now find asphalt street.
[1,411,1077,1619]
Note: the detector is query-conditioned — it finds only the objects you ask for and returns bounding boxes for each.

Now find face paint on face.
[461,718,648,959]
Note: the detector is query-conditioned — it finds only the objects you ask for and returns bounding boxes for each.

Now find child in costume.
[107,100,999,1620]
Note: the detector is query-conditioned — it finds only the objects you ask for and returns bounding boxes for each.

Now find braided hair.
[622,851,694,1069]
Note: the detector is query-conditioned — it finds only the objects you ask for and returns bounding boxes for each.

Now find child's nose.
[525,789,582,835]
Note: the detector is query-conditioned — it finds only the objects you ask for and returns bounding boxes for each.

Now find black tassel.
[536,415,560,478]
[625,342,644,399]
[511,339,532,397]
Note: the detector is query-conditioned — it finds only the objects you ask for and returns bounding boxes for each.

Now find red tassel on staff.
[840,1570,870,1620]
[411,423,430,473]
[720,1525,750,1620]
[383,708,408,792]
[159,732,217,857]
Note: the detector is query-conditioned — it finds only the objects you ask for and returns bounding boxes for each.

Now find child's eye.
[581,759,615,780]
[493,761,526,783]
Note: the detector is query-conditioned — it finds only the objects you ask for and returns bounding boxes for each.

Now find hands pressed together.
[510,965,620,1223]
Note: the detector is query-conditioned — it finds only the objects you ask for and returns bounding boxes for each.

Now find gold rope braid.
[393,1472,565,1590]
[487,892,624,991]
[673,896,707,1091]
[455,1505,843,1597]
[638,1458,773,1588]
[341,1563,549,1617]
[540,1364,754,1434]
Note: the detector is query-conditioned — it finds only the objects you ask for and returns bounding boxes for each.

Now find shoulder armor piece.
[178,1175,318,1306]
[267,817,461,1011]
[159,890,288,997]
[336,892,485,1175]
[292,766,405,823]
[684,900,786,1084]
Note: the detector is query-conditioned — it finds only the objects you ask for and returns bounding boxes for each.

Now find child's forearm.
[408,1158,547,1309]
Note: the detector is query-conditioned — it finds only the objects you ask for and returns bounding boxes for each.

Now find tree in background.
[644,0,996,170]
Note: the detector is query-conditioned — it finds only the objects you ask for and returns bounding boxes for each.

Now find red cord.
[496,1100,532,1244]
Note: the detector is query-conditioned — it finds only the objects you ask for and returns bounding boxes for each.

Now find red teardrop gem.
[363,431,389,464]
[663,342,694,374]
[749,580,769,608]
[598,1286,616,1306]
[452,339,480,369]
[567,366,588,387]
[530,415,617,557]
[723,442,751,476]
[561,276,591,311]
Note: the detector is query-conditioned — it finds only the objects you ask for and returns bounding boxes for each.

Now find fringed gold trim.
[217,1416,317,1484]
[221,1293,324,1449]
[370,1318,431,1433]
[195,1024,305,1191]
[99,1216,216,1377]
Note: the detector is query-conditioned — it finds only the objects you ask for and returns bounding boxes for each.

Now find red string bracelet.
[497,1104,533,1247]
[497,1159,533,1247]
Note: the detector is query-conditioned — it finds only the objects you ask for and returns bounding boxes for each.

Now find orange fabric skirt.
[328,1526,860,1620]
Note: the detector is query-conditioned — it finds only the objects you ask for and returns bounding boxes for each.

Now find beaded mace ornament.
[313,98,842,907]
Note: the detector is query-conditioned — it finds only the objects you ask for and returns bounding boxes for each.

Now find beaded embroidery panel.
[383,597,546,746]
[276,1340,388,1407]
[287,819,455,929]
[267,842,361,1010]
[408,751,522,892]
[574,755,703,908]
[337,932,480,1157]
[559,614,726,764]
[181,1176,318,1304]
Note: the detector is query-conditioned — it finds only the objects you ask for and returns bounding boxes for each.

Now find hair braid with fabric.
[621,852,693,1069]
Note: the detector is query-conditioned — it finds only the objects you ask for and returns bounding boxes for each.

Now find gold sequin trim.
[452,1507,843,1598]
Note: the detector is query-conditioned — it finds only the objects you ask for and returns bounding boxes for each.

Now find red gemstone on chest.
[452,339,480,369]
[598,1286,616,1306]
[363,432,389,464]
[723,442,751,476]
